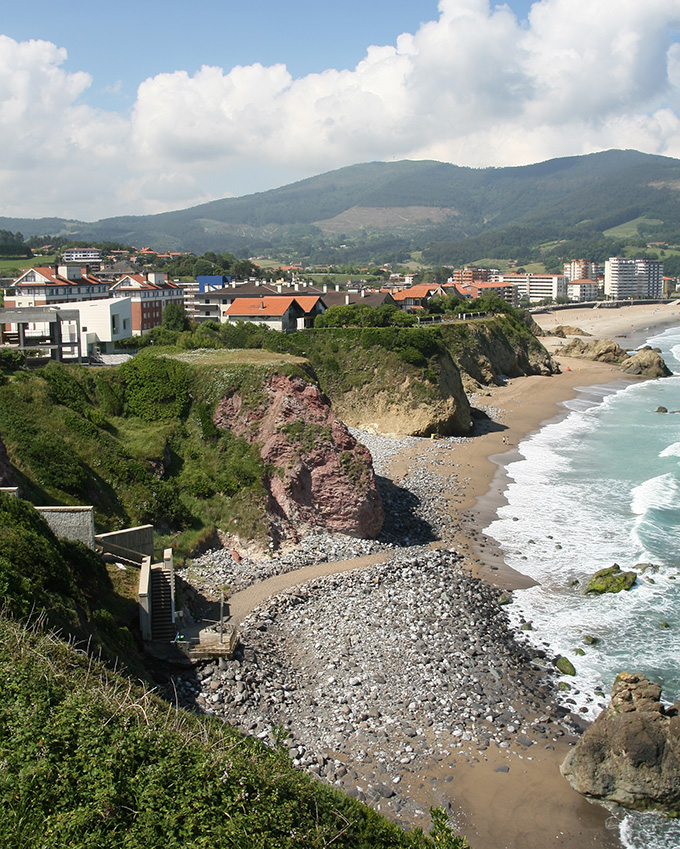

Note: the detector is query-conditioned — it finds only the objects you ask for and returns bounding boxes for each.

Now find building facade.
[604,258,663,299]
[109,272,184,334]
[6,266,110,308]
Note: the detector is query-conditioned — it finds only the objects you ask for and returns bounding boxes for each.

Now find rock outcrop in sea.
[561,338,672,377]
[561,672,680,813]
[214,374,384,538]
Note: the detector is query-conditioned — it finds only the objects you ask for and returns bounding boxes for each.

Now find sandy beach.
[404,302,680,849]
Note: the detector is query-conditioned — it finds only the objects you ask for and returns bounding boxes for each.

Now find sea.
[483,320,680,849]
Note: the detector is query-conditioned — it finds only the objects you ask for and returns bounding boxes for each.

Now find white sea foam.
[486,326,680,849]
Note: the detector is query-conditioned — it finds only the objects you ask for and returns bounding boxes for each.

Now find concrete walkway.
[226,551,390,627]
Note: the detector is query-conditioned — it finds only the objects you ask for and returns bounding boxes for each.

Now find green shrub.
[41,361,91,413]
[0,348,25,371]
[120,354,191,422]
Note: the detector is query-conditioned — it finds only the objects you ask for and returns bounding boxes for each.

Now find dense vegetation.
[0,495,470,849]
[0,353,278,553]
[0,229,32,258]
[0,303,538,553]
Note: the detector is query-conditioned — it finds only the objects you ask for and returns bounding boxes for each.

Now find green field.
[604,217,664,238]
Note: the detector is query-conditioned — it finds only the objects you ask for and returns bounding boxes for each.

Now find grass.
[604,217,664,238]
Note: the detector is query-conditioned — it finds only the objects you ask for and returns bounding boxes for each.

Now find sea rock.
[585,564,637,595]
[561,338,628,363]
[561,672,680,813]
[549,325,591,338]
[561,339,671,378]
[214,373,384,538]
[620,347,672,378]
[556,656,576,676]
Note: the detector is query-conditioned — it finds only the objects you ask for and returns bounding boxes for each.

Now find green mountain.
[2,149,680,260]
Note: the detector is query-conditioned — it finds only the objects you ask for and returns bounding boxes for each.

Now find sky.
[1,0,679,221]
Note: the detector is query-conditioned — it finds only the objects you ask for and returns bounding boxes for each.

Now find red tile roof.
[224,296,300,317]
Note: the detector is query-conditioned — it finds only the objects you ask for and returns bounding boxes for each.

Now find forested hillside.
[1,149,679,264]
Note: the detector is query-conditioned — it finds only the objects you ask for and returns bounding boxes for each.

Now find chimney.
[294,282,299,291]
[323,284,328,294]
[277,284,282,293]
[259,297,265,310]
[335,284,340,292]
[345,294,351,305]
[361,289,366,298]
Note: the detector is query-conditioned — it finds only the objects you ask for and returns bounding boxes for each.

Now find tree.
[162,303,189,332]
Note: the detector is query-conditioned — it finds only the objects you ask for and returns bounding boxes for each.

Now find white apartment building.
[563,260,600,281]
[493,273,568,303]
[604,258,663,299]
[62,247,103,263]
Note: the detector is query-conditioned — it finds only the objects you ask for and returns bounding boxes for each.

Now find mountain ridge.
[2,149,679,258]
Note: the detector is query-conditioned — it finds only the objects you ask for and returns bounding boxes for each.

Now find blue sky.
[1,0,679,220]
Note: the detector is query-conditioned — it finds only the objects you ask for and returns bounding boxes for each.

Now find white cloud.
[1,0,680,219]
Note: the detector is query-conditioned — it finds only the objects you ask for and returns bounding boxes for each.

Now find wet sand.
[395,303,680,849]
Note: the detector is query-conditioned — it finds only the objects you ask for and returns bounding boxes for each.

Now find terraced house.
[4,265,110,308]
[109,272,184,334]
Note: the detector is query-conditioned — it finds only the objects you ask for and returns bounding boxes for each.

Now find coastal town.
[1,242,677,360]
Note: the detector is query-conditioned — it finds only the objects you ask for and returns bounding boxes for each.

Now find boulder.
[556,656,576,676]
[561,672,680,813]
[549,325,591,338]
[560,339,671,378]
[620,347,672,378]
[585,564,637,594]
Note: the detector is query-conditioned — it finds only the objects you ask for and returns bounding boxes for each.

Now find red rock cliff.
[213,374,384,539]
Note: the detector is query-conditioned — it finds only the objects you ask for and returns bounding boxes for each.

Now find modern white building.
[604,258,663,299]
[62,247,103,263]
[492,274,568,303]
[75,297,133,354]
[0,298,132,358]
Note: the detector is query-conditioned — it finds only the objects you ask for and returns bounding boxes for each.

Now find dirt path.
[226,551,390,626]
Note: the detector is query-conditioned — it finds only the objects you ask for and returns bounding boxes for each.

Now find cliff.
[303,315,557,438]
[561,672,680,814]
[213,372,384,539]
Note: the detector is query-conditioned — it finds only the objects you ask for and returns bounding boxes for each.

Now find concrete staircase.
[150,564,177,641]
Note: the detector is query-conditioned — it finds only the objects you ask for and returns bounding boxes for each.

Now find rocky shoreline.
[169,429,587,829]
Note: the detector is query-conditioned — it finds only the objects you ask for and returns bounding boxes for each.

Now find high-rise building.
[604,258,663,299]
[563,260,599,281]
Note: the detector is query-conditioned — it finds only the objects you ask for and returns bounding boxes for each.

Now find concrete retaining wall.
[36,506,95,549]
[95,525,154,564]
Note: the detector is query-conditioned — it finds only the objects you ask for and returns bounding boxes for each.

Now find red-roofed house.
[468,281,520,308]
[223,296,324,332]
[391,284,446,311]
[109,272,184,334]
[5,266,110,308]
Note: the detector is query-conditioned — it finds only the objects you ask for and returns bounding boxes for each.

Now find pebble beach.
[172,303,680,849]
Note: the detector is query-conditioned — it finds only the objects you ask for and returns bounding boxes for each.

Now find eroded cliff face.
[441,317,558,389]
[214,373,384,539]
[332,349,473,438]
[327,317,557,437]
